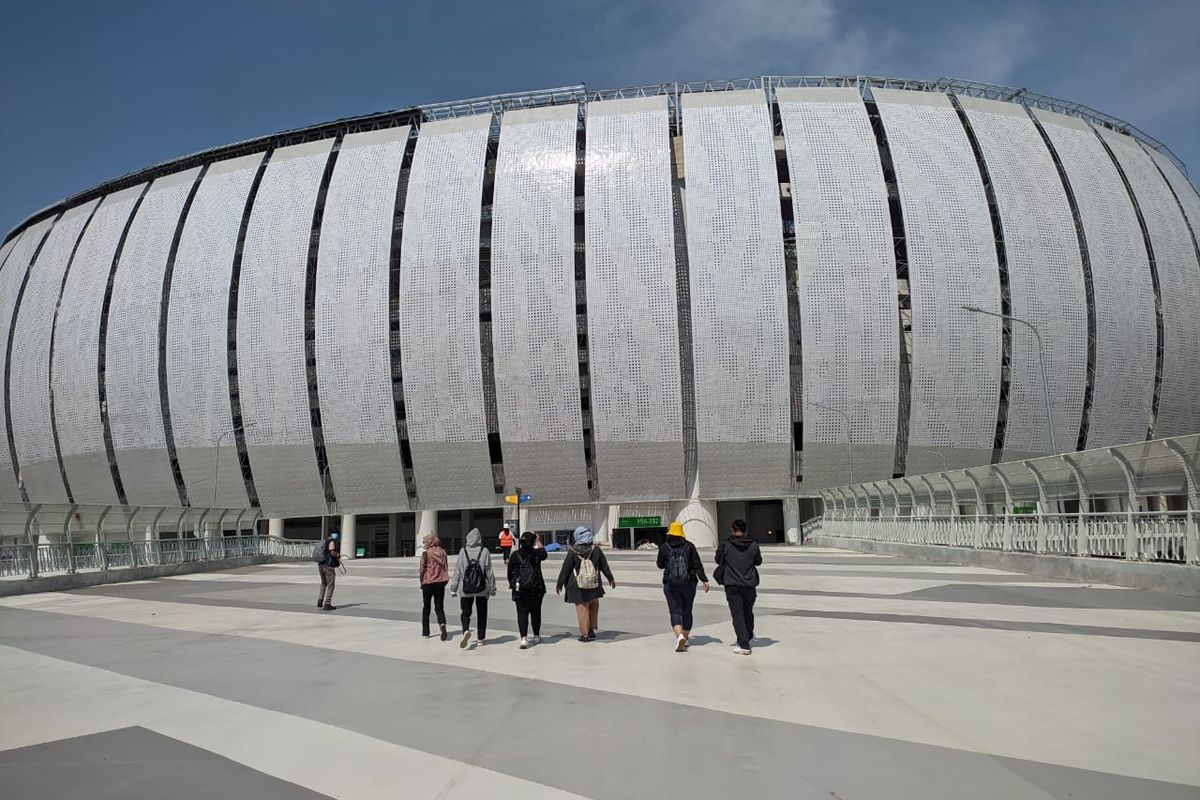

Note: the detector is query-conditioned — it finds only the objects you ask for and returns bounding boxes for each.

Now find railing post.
[24,504,42,579]
[965,470,987,548]
[1164,439,1199,565]
[1027,463,1050,554]
[1108,448,1140,561]
[63,506,78,574]
[125,506,141,567]
[1062,454,1089,556]
[991,467,1014,551]
[96,506,112,571]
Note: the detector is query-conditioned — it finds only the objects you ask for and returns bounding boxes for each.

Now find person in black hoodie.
[507,531,548,649]
[715,518,762,655]
[657,521,709,652]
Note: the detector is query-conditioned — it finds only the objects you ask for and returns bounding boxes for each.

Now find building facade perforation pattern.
[962,103,1088,457]
[1032,112,1155,449]
[9,199,99,499]
[490,108,585,445]
[875,92,1001,457]
[584,99,683,445]
[1097,128,1200,439]
[778,92,898,486]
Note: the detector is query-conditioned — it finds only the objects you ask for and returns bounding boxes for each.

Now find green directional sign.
[1011,504,1038,515]
[618,515,662,529]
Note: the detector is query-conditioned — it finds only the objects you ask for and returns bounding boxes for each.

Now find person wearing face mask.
[318,530,341,611]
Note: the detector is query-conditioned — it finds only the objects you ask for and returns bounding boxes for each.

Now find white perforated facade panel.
[1097,127,1200,438]
[490,105,588,503]
[960,97,1088,459]
[9,201,99,502]
[168,152,265,509]
[0,220,54,502]
[778,87,898,489]
[584,96,685,501]
[681,90,792,497]
[1032,110,1155,448]
[106,168,200,507]
[237,138,334,517]
[399,115,496,508]
[52,184,145,504]
[1147,147,1200,244]
[873,89,1001,474]
[316,126,410,513]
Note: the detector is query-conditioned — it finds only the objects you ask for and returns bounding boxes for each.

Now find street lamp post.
[805,399,854,486]
[961,306,1058,455]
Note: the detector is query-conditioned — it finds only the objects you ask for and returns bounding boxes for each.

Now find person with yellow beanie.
[657,521,709,651]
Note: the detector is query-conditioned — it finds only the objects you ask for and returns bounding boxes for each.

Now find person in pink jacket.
[419,533,450,640]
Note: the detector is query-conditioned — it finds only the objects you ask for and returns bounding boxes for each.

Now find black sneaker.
[317,602,323,609]
[323,604,337,611]
[439,625,448,642]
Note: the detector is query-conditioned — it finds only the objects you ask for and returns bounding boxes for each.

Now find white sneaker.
[460,630,472,649]
[733,647,751,656]
[675,634,687,652]
[519,637,528,649]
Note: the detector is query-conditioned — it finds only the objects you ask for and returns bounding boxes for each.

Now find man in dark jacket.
[658,522,709,652]
[715,518,762,655]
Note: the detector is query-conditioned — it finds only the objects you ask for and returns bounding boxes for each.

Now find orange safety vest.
[499,531,513,547]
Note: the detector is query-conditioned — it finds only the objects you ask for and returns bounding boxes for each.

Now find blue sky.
[2,0,1197,235]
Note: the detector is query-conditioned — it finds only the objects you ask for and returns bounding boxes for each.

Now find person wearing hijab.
[418,532,450,640]
[657,521,709,651]
[507,531,547,649]
[555,526,616,641]
[450,527,496,648]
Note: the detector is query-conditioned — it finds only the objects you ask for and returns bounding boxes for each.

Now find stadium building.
[1,76,1198,552]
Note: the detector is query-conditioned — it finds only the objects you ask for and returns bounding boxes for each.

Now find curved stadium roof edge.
[3,73,1187,246]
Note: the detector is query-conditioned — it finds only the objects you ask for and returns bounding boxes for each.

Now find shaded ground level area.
[1,546,1198,799]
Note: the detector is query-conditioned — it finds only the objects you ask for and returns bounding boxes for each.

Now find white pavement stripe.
[0,644,590,800]
[7,592,1199,786]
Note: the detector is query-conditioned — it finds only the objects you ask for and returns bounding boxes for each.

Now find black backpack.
[514,551,540,596]
[665,544,692,585]
[461,549,487,595]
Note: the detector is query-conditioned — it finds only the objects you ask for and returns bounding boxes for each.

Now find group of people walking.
[319,518,764,655]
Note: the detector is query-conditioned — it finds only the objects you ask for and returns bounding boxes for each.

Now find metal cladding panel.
[680,89,792,496]
[1097,127,1200,439]
[399,115,496,507]
[168,152,265,509]
[491,104,588,503]
[1032,110,1155,448]
[237,138,334,517]
[315,126,410,513]
[960,97,1088,458]
[585,96,685,501]
[1147,147,1200,243]
[777,87,898,489]
[52,184,145,504]
[9,200,100,502]
[106,168,201,507]
[873,88,1001,473]
[1,220,54,501]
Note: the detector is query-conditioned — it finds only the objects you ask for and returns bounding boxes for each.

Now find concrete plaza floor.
[1,545,1198,799]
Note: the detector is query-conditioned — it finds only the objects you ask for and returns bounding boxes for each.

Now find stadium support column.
[268,518,283,539]
[339,514,357,560]
[591,504,616,546]
[674,479,718,548]
[782,497,801,544]
[415,509,437,553]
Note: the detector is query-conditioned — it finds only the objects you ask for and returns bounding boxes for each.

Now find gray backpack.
[312,540,327,563]
[574,547,599,590]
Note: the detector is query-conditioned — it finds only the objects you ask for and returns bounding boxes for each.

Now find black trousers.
[724,585,757,648]
[514,592,544,638]
[421,581,447,636]
[460,596,488,638]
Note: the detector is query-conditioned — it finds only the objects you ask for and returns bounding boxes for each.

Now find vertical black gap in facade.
[226,150,274,508]
[1029,111,1096,452]
[668,110,698,494]
[158,166,208,508]
[951,95,1012,463]
[1095,130,1163,439]
[389,126,419,507]
[477,115,506,495]
[771,99,804,485]
[4,216,59,504]
[48,201,104,504]
[97,183,152,506]
[305,135,343,509]
[573,110,599,500]
[863,95,912,478]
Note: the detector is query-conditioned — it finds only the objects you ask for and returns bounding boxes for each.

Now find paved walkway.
[1,546,1198,799]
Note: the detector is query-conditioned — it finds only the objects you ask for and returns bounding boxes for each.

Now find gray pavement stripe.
[2,607,1195,800]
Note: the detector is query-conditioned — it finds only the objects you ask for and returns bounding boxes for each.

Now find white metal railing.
[0,535,313,581]
[817,510,1198,564]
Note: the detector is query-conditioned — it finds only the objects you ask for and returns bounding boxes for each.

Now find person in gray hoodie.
[450,528,497,648]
